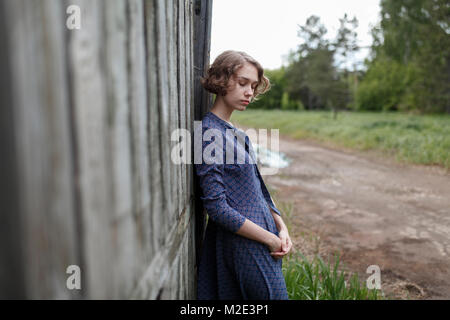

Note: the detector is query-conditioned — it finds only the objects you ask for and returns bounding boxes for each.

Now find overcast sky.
[210,0,381,70]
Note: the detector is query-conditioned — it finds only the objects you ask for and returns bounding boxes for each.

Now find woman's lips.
[241,100,249,105]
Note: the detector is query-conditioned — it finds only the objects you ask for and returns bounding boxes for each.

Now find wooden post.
[193,0,213,270]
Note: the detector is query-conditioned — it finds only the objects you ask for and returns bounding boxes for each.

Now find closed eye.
[240,82,257,90]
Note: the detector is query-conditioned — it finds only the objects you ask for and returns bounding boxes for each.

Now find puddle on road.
[252,143,292,168]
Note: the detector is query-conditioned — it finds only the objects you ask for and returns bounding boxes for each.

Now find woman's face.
[223,62,259,111]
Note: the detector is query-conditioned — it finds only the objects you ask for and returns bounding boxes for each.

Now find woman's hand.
[270,229,292,259]
[269,208,292,258]
[266,233,282,253]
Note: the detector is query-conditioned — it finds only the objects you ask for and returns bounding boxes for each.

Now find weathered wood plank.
[194,0,213,118]
[185,0,193,205]
[67,0,114,299]
[0,0,80,299]
[126,0,153,268]
[131,204,193,299]
[103,0,139,299]
[188,215,197,298]
[0,0,212,300]
[173,0,183,225]
[166,0,179,226]
[144,0,163,257]
[177,0,187,209]
[192,0,209,267]
[0,0,24,299]
[155,0,172,243]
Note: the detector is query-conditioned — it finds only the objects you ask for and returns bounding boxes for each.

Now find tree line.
[251,0,449,114]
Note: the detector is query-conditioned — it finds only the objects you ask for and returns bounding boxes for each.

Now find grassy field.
[231,110,450,170]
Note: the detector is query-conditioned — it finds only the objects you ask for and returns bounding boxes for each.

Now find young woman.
[195,50,292,300]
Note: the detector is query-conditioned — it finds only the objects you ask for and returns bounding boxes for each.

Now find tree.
[285,15,358,116]
[359,0,450,113]
[249,67,286,110]
[334,13,359,67]
[333,14,360,117]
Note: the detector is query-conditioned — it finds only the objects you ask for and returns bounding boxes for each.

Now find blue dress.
[194,111,289,300]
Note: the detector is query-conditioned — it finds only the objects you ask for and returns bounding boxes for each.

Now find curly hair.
[200,50,271,101]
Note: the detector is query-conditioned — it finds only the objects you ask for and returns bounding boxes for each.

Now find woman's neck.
[210,98,233,124]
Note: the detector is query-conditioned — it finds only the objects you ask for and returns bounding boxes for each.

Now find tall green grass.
[283,251,384,300]
[231,110,450,170]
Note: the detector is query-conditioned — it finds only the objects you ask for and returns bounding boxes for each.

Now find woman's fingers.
[279,233,287,252]
[286,237,292,252]
[270,230,293,259]
[270,249,288,258]
[278,231,292,252]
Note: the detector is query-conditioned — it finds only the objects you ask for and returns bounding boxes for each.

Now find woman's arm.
[236,219,282,253]
[270,208,293,258]
[271,209,288,232]
[195,125,247,233]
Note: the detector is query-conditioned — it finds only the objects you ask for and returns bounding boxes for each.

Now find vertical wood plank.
[189,216,197,298]
[68,0,114,299]
[127,0,152,270]
[155,0,172,242]
[173,0,183,221]
[192,0,212,270]
[144,0,163,255]
[1,0,80,299]
[0,0,25,299]
[185,0,193,205]
[103,0,138,299]
[166,0,179,226]
[177,0,187,209]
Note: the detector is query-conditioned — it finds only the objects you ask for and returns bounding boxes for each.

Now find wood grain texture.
[127,0,152,273]
[68,0,114,299]
[0,0,80,299]
[0,0,212,299]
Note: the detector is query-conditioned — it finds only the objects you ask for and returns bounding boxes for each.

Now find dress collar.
[207,111,236,130]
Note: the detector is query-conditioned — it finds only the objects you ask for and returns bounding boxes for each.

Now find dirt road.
[260,134,450,299]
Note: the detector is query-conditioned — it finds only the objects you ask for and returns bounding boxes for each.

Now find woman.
[195,50,292,300]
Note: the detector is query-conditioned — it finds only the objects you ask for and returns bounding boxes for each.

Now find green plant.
[283,251,384,300]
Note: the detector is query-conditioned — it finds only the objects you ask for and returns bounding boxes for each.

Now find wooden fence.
[0,0,212,299]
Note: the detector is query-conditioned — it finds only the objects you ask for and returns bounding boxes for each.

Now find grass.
[231,109,450,170]
[283,251,384,300]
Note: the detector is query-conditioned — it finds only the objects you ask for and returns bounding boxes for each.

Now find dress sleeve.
[194,127,247,233]
[254,164,282,216]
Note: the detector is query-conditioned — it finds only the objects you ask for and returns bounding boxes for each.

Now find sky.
[210,0,381,70]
